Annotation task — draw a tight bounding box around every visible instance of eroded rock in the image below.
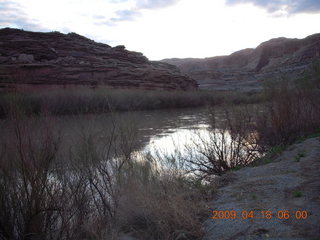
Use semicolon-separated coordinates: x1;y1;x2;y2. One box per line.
17;53;34;63
163;34;320;90
0;28;198;91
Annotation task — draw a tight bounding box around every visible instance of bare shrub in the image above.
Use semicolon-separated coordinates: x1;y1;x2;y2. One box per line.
0;103;120;240
72;116;209;240
116;154;208;240
185;106;261;177
0;108;67;240
257;80;320;146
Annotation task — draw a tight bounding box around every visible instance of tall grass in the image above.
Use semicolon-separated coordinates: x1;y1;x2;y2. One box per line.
256;79;320;147
0;88;265;117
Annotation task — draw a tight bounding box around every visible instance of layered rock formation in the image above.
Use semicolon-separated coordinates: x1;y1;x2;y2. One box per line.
163;34;320;90
0;28;198;91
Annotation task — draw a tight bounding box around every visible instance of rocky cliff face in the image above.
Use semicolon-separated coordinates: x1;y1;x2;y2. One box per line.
0;28;198;91
163;34;320;90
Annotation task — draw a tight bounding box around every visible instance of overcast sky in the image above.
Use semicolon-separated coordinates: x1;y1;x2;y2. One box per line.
1;0;320;60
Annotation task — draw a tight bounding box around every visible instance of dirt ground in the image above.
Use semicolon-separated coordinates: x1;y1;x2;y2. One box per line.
203;137;320;240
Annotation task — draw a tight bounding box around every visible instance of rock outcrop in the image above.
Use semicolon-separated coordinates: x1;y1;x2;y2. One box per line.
0;28;198;91
204;137;320;239
163;34;320;90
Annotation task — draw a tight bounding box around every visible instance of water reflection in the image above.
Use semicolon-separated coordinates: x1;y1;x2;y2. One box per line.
145;124;211;158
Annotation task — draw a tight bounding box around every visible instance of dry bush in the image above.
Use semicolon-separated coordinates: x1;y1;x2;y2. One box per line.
65;113;209;240
0;103;127;240
0;108;72;240
76;124;209;240
257;80;320;146
64;113;140;239
184;106;261;178
0;88;265;118
116;155;209;240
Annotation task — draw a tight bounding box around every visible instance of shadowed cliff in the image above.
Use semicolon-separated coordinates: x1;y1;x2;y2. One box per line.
163;34;320;90
0;28;198;91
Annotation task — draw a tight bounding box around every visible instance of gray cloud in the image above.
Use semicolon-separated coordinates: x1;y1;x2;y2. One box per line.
93;10;140;25
0;1;46;31
99;0;180;24
0;0;180;30
291;0;320;13
109;0;180;9
92;15;115;26
225;0;320;14
136;0;180;9
110;9;142;22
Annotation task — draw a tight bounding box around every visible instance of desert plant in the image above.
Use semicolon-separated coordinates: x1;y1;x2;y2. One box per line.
116;154;209;240
257;78;320;146
293;191;303;198
0;107;68;240
184;106;261;178
0;87;266;118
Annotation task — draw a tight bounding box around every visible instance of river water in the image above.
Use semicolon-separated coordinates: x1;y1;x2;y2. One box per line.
50;107;216;159
0;106;236;166
137;107;211;154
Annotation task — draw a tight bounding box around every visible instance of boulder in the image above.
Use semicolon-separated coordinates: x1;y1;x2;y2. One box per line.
17;53;34;63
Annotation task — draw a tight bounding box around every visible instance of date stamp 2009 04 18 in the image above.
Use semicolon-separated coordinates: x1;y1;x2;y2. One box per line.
210;210;308;220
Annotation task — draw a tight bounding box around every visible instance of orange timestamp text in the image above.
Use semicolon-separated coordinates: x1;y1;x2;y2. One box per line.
210;210;308;220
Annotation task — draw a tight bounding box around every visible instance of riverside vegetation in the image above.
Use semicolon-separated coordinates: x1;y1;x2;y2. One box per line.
0;70;320;240
0;88;264;118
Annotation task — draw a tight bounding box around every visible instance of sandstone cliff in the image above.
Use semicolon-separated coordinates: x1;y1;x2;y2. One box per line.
0;28;198;91
163;34;320;90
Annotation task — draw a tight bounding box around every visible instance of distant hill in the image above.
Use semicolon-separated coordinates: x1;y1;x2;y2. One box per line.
162;34;320;90
0;28;198;91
